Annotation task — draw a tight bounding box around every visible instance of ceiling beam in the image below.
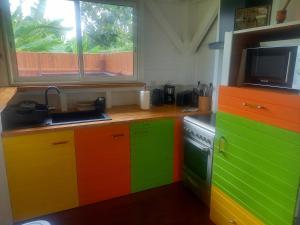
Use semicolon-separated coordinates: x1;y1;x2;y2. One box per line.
145;0;185;53
188;0;218;54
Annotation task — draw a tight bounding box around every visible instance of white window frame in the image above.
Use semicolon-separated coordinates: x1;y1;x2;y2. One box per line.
1;0;140;85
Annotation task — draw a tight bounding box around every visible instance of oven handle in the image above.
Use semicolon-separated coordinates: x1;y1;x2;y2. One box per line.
185;137;211;153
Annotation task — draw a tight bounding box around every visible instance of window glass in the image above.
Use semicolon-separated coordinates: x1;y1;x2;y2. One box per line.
80;1;134;77
9;0;79;78
7;0;136;82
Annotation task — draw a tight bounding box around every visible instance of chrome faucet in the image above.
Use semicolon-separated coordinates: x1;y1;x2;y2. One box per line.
45;86;61;110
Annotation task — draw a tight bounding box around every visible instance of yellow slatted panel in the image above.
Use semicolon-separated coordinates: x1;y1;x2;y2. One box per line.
3;130;78;221
210;185;266;225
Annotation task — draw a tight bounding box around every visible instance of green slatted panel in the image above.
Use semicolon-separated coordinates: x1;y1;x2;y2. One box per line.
130;119;174;193
212;112;300;225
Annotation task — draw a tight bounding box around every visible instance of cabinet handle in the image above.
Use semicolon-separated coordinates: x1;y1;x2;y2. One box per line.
52;141;69;146
242;102;265;110
112;134;125;139
228;219;237;224
218;136;227;154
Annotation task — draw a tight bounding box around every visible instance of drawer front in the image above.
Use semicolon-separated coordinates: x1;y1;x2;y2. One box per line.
211;185;265;225
213;112;300;225
218;86;300;133
3;130;78;221
3;130;75;150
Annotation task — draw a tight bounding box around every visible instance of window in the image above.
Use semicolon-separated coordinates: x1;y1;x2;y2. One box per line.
4;0;136;83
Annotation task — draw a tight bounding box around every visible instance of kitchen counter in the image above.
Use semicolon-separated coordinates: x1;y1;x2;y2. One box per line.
1;105;208;137
0;87;17;113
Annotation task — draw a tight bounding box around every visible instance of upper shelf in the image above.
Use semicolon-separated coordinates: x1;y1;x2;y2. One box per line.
233;20;300;37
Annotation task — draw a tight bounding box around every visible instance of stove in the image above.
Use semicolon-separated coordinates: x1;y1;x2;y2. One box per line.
182;114;216;206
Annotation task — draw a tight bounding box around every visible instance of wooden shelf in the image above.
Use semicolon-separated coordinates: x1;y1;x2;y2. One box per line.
233;21;300;35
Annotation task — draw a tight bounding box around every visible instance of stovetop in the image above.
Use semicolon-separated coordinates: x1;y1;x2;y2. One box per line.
184;114;216;132
183;114;216;148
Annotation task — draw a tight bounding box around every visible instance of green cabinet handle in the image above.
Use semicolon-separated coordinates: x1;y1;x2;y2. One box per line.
218;136;227;154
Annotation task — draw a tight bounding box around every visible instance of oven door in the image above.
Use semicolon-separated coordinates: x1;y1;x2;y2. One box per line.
183;136;212;185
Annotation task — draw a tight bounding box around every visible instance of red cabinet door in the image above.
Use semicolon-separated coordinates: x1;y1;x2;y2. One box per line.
173;118;183;182
75;124;131;205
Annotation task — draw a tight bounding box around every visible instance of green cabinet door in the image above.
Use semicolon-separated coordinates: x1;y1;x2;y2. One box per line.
130;119;174;193
212;112;300;225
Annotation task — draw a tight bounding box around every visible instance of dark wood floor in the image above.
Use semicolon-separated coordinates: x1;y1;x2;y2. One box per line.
16;183;215;225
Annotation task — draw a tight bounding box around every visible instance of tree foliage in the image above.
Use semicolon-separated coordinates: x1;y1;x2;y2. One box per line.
80;2;133;52
11;0;72;52
10;0;134;53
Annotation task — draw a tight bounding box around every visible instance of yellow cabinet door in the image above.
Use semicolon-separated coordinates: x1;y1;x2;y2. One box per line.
210;185;265;225
3;130;79;221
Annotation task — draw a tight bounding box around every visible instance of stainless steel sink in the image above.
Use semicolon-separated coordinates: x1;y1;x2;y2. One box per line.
47;110;111;125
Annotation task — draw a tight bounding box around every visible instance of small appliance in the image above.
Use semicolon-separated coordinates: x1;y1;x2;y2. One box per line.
139;90;150;110
244;45;300;90
94;97;106;113
151;89;164;106
1;101;49;130
164;85;175;104
176;91;192;107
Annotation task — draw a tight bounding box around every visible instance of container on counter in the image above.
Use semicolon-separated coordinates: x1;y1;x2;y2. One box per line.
139;90;151;110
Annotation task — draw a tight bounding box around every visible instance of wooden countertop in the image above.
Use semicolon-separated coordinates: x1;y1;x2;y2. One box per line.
2;105;209;137
0;87;17;113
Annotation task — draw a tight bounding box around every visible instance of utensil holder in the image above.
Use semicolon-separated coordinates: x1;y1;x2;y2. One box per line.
198;96;211;112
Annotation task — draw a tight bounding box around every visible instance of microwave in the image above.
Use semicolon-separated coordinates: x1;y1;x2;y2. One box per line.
244;46;300;90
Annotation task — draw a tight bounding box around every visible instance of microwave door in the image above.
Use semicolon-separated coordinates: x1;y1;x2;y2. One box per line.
245;47;297;88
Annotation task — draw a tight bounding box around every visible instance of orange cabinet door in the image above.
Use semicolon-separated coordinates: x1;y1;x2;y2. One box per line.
218;86;300;133
75;124;131;206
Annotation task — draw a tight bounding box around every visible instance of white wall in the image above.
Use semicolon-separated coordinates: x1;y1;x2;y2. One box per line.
142;0;217;87
142;1;193;86
193;21;217;85
271;0;300;24
0;20;10;87
285;0;300;22
190;0;218;85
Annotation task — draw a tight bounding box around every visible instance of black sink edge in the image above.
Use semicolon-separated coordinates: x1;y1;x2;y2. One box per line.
46;114;111;126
